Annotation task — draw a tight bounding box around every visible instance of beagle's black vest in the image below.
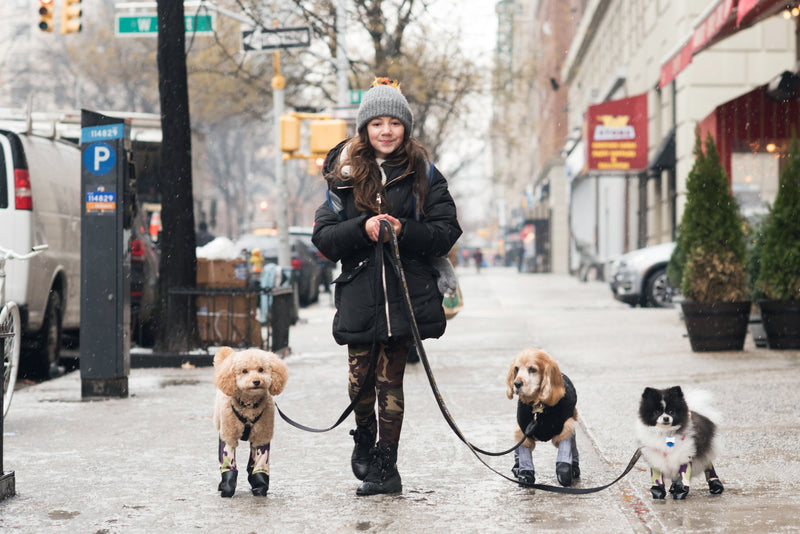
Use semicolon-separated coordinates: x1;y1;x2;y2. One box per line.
516;374;577;442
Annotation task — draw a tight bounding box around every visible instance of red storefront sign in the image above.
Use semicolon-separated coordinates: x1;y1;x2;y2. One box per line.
585;93;648;172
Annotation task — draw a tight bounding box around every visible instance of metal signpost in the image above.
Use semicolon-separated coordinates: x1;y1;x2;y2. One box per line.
79;110;133;398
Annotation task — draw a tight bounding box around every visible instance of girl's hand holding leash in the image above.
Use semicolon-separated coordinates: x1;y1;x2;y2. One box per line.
366;214;401;242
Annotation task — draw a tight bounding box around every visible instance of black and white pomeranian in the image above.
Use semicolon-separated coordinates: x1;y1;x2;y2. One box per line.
636;386;724;500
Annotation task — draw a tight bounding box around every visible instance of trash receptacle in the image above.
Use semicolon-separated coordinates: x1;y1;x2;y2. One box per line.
270;286;294;354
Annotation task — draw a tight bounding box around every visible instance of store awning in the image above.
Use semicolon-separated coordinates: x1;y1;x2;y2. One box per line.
659;0;791;88
648;127;676;172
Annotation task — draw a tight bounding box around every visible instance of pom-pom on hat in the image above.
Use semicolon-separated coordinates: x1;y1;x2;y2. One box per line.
356;77;413;134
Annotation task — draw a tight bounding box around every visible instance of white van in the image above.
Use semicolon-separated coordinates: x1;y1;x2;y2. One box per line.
0;130;81;377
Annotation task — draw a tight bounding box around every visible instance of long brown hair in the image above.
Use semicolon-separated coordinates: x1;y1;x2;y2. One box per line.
330;129;431;215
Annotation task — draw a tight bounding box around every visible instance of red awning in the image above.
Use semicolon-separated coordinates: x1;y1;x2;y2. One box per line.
659;0;792;89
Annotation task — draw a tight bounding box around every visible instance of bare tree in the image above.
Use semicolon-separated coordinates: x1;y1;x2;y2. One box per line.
156;0;196;352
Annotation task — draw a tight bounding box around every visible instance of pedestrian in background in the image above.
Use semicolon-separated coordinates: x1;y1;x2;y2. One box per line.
312;78;462;496
195;221;215;247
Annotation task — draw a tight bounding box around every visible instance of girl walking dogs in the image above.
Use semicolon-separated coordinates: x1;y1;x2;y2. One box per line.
312;78;461;495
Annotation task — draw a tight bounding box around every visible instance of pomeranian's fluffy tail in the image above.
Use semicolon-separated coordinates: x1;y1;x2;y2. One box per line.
685;389;721;424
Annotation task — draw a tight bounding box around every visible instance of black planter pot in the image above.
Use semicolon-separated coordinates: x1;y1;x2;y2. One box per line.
757;299;800;350
681;301;751;352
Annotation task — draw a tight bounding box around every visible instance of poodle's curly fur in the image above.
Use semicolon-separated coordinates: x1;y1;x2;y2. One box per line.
213;347;289;447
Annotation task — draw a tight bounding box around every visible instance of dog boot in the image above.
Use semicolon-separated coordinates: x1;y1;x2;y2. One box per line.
517;469;536;487
650;468;666;499
218;470;237;498
350;421;377;481
555;438;575;486
356;444;402;496
572;461;581;479
705;464;724;494
248;473;269;496
556;463;573;487
247;443;271;496
650;485;667;499
669;479;689;500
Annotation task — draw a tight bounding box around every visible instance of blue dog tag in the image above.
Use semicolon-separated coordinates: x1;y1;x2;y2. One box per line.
665;436;676;447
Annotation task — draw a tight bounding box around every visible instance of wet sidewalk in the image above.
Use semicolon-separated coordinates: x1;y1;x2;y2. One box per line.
1;268;799;533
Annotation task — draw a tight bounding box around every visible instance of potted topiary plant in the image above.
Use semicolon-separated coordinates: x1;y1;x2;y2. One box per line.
667;126;750;352
755;137;800;349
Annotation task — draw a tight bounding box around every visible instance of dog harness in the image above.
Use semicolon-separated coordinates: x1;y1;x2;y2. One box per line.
516;373;577;442
231;400;265;442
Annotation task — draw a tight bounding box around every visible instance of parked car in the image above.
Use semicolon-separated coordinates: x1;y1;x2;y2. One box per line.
289;226;336;294
0;130;81;377
608;242;678;308
235;231;321;306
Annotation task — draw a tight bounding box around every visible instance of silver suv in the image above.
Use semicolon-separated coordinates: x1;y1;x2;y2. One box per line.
608;242;678;308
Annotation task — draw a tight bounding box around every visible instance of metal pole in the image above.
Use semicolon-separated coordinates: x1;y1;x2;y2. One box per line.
336;0;349;107
272;47;290;268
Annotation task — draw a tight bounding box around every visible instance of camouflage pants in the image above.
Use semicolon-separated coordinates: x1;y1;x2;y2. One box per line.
348;338;411;447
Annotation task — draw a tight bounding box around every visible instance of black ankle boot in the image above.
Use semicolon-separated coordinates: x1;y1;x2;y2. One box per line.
218;470;237;498
350;422;377;480
670;480;689;500
556;462;573;487
650;484;666;499
356;444;402;496
708;478;724;494
248;472;269;496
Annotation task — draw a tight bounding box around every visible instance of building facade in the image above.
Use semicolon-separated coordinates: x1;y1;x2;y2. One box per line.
493;0;798;278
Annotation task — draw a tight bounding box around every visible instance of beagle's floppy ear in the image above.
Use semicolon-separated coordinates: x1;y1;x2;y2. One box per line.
537;353;565;406
213;347;238;397
506;360;518;400
268;356;289;396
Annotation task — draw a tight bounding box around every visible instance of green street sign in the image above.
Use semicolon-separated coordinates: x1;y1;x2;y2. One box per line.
349;90;365;105
115;13;215;37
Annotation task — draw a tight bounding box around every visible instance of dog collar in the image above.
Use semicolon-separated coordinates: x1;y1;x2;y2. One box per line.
237;398;261;410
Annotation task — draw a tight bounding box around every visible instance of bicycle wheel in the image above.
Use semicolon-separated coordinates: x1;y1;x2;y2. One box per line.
2;302;22;418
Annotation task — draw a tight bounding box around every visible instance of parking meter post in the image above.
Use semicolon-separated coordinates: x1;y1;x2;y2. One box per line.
79;110;131;399
0;330;16;500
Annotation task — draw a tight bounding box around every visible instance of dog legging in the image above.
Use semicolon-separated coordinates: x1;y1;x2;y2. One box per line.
515;434;579;472
348;339;410;446
219;439;270;476
650;462;720;489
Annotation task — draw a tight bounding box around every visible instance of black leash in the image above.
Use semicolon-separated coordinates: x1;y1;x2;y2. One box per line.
274;225;386;433
382;221;642;493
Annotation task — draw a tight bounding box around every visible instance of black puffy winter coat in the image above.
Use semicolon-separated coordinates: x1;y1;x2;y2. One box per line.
312;153;462;346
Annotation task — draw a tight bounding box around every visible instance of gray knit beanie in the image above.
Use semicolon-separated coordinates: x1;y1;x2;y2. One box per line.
356;84;413;134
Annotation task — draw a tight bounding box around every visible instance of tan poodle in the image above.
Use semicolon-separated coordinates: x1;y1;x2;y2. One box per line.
213;346;288;497
506;348;579;487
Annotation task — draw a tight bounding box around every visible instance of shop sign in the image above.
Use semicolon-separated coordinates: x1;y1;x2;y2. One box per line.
586;93;648;172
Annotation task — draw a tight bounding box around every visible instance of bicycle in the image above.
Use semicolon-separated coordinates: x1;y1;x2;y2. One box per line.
1;244;48;418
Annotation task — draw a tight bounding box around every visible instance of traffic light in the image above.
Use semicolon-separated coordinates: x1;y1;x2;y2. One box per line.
60;0;82;34
309;119;347;155
38;0;55;32
280;115;300;153
308;156;325;175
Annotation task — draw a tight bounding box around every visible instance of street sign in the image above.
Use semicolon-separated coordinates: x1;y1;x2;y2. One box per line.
115;13;215;37
349;90;364;105
242;26;311;51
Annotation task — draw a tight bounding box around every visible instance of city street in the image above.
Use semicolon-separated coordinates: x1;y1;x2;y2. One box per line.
1;266;799;533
